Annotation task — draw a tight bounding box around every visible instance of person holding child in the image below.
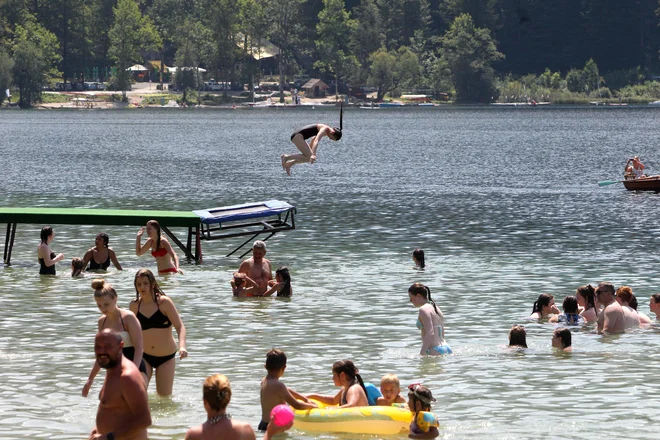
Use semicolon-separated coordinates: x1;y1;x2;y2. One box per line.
408;283;452;355
259;349;317;431
306;359;369;408
407;384;439;439
237;241;272;295
376;374;406;406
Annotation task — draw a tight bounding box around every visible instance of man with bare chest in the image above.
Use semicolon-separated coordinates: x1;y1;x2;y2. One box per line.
90;329;151;440
238;241;273;295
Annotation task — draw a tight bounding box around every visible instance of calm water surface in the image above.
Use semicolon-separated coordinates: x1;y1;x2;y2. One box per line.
1;107;660;439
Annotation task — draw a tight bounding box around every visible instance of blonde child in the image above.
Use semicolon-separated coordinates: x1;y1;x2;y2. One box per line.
376;374;406;406
407;384;439;439
231;272;259;297
259;349;317;431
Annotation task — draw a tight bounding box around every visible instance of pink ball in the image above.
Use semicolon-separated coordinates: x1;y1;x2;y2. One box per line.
271;404;295;427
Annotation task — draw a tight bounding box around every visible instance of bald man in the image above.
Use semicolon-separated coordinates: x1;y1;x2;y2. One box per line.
89;329;151;440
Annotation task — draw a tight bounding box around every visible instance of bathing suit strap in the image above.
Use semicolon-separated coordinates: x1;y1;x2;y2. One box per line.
101;313;127;331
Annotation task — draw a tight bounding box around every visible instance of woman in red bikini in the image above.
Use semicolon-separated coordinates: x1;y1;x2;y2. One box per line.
135;220;182;275
129;268;187;396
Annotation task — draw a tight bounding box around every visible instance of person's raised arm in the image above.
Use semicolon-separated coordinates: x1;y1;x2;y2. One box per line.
109;249;122;270
162;298;188;359
135;227;151;256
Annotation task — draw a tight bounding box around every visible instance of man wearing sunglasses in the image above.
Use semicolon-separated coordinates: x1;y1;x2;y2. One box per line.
596;282;625;334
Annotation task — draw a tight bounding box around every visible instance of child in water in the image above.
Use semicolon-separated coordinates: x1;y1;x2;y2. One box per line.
407;384;439;439
412;249;425;269
231;272;259;297
259;349;317;431
71;257;84;277
264;266;292;297
376;374;406;406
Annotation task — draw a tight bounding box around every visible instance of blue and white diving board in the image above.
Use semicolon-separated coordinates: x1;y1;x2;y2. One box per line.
193;200;296;258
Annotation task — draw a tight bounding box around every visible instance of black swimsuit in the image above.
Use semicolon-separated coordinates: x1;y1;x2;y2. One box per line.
291;124;319;140
39;252;56;275
101;314;147;374
87;250;111;271
137;298;177;369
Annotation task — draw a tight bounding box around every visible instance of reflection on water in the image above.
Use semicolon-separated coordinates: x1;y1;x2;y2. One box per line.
1;107;660;439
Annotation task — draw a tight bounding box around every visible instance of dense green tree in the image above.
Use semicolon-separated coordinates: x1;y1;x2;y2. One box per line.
441;13;503;102
368;48;395;101
11;15;61;107
348;0;380;84
315;0;357;97
108;0;161;100
148;0;190;88
239;0;272;99
268;0;304;102
0;48;13;104
204;0;241;96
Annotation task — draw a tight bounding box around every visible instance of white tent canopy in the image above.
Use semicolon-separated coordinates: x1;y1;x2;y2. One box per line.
126;64;148;71
168;66;207;73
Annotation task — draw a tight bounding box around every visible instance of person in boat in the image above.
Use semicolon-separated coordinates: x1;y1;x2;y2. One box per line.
528;293;560;320
625;156;646;179
281;123;342;175
551;328;572;353
37;226;64;275
409;282;452;355
129;269;187;396
549;296;583;325
576;284;598;323
508;325;528;348
83;232;122;272
135;220;182;275
83;279;147;397
306;359;369;408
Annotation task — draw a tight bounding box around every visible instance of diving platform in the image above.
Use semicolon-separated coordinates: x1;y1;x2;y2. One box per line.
1;200;296;265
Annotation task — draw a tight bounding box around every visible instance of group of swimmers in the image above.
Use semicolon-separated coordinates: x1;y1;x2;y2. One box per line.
508;282;660;353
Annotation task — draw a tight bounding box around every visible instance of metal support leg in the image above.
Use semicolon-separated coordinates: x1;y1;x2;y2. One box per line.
195;224;202;263
4;223;16;265
161;226;194;261
186;226;192;262
226;231;261;258
237;232;276;259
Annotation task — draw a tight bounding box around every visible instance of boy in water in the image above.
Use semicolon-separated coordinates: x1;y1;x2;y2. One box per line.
376;374;406;406
259;349;317;431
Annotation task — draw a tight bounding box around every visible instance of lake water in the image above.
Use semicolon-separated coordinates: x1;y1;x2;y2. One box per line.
1;106;660;440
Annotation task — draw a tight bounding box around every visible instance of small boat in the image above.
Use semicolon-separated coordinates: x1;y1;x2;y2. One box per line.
377;102;404;107
649;100;660;106
623;176;660;191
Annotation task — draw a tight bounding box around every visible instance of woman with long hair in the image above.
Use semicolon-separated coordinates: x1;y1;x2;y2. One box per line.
264;266;292;297
82;232;122;272
135;220;181;275
409;282;452;355
82;279;146;397
306;359;369;408
529;293;559;320
37;226;64;275
129;268;187;396
412;249;425;269
576;285;598;323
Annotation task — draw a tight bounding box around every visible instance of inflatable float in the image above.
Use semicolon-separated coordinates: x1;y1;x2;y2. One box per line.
293;400;438;435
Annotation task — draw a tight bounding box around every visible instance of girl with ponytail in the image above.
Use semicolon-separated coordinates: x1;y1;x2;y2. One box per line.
306;359;369;408
408;283;452;356
576;285;598;323
529;293;559;320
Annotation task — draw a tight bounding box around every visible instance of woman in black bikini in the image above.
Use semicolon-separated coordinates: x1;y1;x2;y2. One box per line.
37;226;64;275
82;279;146;397
306;359;369;408
82;232;122;272
129;268;187;396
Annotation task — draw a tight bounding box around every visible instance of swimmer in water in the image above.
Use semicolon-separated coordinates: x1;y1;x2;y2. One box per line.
135;220;182;275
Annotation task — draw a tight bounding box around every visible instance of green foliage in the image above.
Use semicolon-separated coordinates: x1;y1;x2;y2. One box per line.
602;67;643;90
0;48;12;104
348;0;381;84
109;0;161;100
267;0;304;102
441;13;503;102
565;69;584;93
315;0;358;97
11;15;61;107
368;48;395;101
